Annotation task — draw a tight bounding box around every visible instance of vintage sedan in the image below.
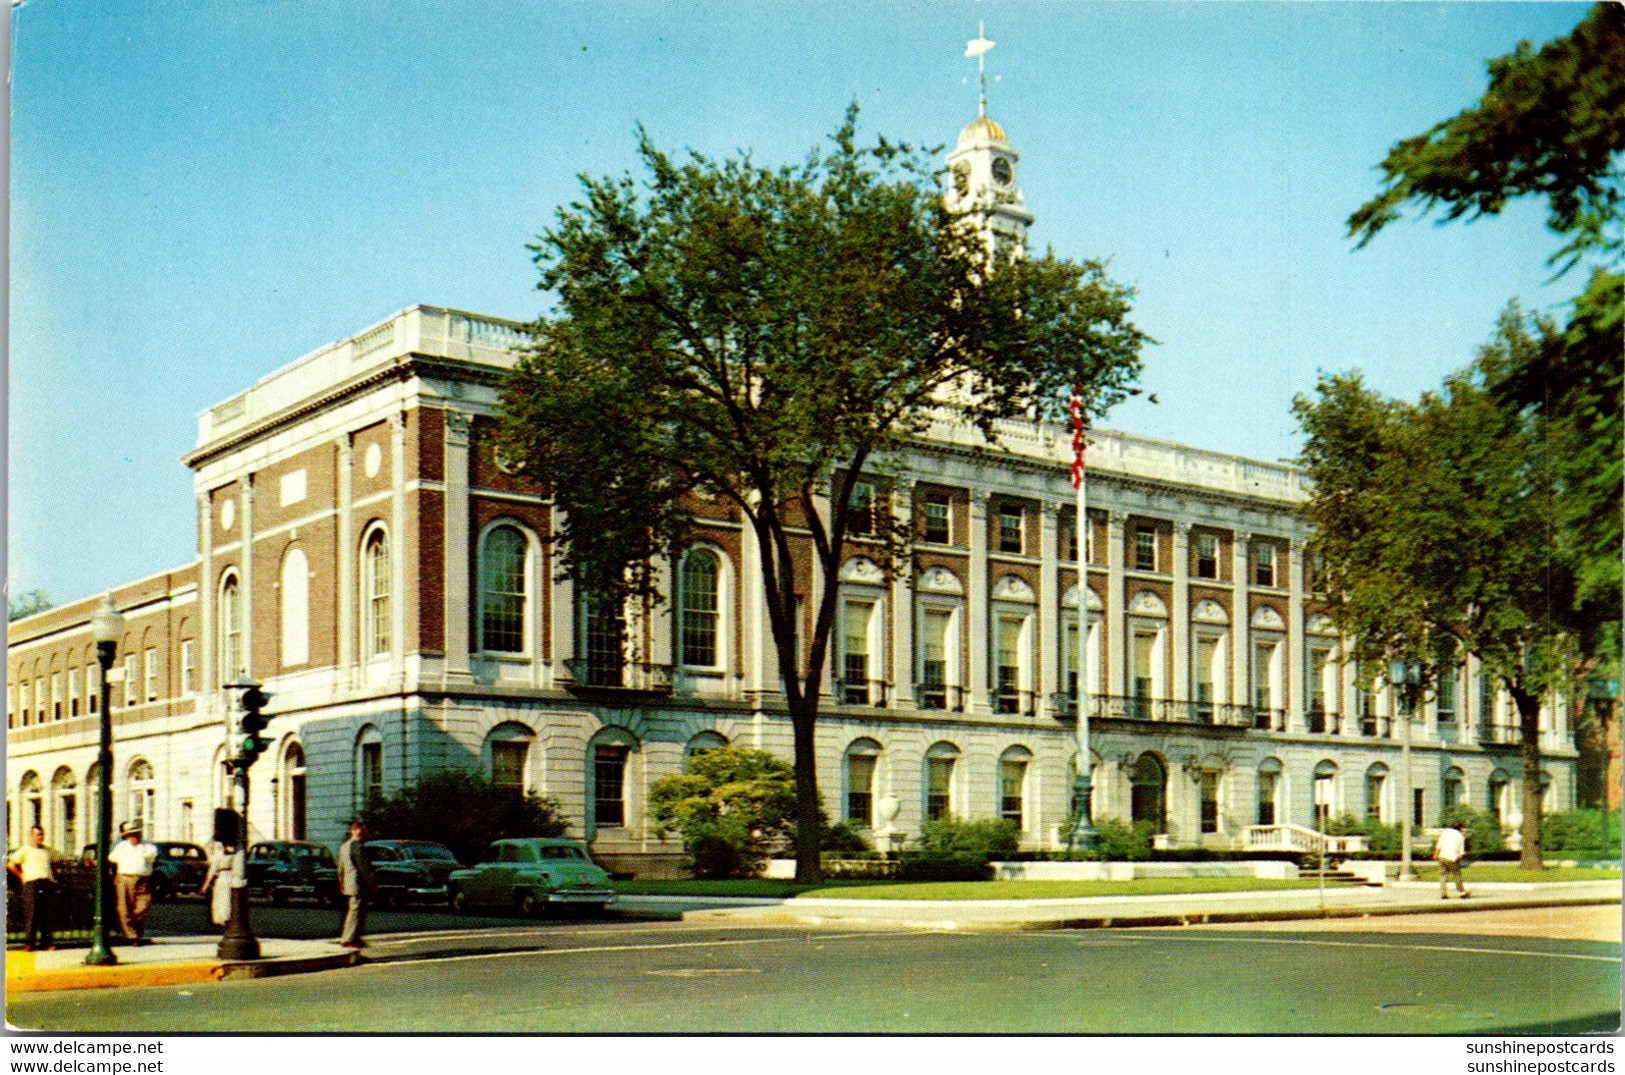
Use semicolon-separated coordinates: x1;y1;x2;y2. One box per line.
362;839;460;907
446;838;616;916
246;840;342;906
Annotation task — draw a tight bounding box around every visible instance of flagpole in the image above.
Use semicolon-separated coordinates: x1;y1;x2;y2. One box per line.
1069;386;1097;851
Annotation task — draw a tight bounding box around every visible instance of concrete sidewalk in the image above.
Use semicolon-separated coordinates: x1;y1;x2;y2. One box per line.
682;880;1625;931
5;938;357;994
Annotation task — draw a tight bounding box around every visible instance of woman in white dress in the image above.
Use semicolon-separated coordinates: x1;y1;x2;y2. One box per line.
199;840;236;928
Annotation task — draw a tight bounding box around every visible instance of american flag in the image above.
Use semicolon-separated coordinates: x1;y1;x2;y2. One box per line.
1070;387;1086;489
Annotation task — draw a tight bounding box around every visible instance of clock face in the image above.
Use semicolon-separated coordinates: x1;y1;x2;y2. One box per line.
991;156;1013;186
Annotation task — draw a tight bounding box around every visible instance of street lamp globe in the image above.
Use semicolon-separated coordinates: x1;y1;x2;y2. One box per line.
91;594;125;645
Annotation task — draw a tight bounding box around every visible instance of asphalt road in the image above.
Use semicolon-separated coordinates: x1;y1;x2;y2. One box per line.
10;907;1619;1034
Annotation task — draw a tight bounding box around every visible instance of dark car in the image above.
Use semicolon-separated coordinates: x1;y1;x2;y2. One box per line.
246;841;341;906
362;840;461;907
79;840;208;901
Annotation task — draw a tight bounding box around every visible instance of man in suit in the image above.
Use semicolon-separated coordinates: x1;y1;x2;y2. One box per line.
337;820;378;949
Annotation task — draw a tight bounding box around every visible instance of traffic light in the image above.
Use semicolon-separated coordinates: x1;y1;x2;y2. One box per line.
237;684;273;767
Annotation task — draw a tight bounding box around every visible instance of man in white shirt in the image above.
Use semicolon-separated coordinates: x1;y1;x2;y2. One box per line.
7;826;58;950
108;820;159;943
1434;819;1470;899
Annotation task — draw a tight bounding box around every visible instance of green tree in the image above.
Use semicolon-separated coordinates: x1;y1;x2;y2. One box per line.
499;108;1146;881
1294;341;1579;868
358;770;569;868
648;746;798;879
8;590;53;622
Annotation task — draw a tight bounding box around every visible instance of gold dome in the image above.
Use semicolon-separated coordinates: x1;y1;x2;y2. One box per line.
958;115;1007;146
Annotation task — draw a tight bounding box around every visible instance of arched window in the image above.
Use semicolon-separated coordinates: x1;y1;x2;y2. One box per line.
128;760;155;834
18;772;43;835
678;548;721;668
579;590;626;686
479;524;529;654
280;546;310;667
998;746;1033;831
280;741;307;841
85;763;103;844
1442;766;1466;820
588;727;640;833
1365;763;1389;822
1312;760;1338;829
220;571;245;682
844;739;882;827
924;742;960;821
1130;754;1166;830
362;527;392;660
355;726;384;811
51;767;78;853
1257;758;1283;826
685;731;729;757
1488;769;1511;823
486;722;536;796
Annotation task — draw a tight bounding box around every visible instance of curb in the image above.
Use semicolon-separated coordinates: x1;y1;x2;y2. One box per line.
7;951;359;994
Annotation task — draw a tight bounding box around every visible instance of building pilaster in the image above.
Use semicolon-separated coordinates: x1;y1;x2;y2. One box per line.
336;435;355;685
1287;539;1305;735
1172;521;1192;707
967;490;990;714
890;481;915;708
1232;531;1251;720
390;410;408;683
1106;511;1127;698
1038;501;1061;718
241;474;255;680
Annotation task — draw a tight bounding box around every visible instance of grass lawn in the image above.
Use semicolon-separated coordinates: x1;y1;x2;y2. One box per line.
1410;864;1621;883
616;877;1326;900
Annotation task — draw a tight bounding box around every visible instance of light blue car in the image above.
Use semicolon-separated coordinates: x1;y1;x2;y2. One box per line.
446;837;617;916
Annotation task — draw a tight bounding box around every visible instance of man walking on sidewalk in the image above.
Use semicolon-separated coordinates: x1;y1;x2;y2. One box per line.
8;826;58;950
337;820;378;950
109;820;158;943
1435;819;1471;899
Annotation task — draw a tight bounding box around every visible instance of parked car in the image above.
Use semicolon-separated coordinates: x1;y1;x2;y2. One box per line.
446;838;616;916
246;841;341;906
363;840;460;907
78;840;208;901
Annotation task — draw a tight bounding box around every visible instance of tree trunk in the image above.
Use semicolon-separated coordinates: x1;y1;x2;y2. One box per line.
1514;689;1545;870
789;697;823;883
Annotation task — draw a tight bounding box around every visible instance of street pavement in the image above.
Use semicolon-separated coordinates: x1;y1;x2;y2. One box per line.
6;881;1616;995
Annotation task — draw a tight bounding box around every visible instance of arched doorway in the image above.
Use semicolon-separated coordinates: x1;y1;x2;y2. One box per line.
1130;754;1166;830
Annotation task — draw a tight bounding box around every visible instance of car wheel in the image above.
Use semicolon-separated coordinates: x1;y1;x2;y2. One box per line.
151;878;171;902
449;886;468;914
516;890;539;918
270;887;287;906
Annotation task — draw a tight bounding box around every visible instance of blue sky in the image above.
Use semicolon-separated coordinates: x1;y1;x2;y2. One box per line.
8;0;1591;607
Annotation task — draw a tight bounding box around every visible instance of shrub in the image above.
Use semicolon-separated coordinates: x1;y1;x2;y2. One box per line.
896;852;992;881
820;821;873;857
647;746;797;879
1090;817;1155;861
917;816;1020;859
1541;808;1613;853
1442;804;1505;855
358;769;569;867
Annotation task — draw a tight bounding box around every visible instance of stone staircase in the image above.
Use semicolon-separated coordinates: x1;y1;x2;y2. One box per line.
1298;865;1384;887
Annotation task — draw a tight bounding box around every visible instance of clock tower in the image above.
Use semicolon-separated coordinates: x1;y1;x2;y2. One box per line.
946;28;1033;259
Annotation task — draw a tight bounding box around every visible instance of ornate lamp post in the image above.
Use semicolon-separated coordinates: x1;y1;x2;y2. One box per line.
1389;659;1422;883
1067;387;1097;852
86;595;125;966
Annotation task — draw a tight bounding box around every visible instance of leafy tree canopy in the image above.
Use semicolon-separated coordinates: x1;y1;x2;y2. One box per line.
357;769;569;867
648;746;798;879
8;590;53;622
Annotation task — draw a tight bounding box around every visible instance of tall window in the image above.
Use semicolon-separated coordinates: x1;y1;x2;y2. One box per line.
849;482;875;537
1199;771;1220;835
52;672;64;719
363;529;392;659
1195;533;1219;579
220;574;244;682
919;608;951;710
842;600;874;705
356;732;384;810
1312;763;1337;829
581;593;626;686
280;546;310;667
678;548;721;668
1366;765;1388;821
594;745;629;827
1131;631;1156;718
1442;768;1464;819
128;760;155;834
480;525;528;654
491;741;529;795
995;616;1025;714
179;641;197;695
1130;755;1166;829
1134;527;1157;571
144;650;159;703
999;750;1030;829
997;505;1024;553
52;769;78;853
1307;647;1331;732
68;668;82;717
844;741;879;826
1253;640;1278;712
121;658;136;708
1257;765;1280;825
1063;620;1080;701
925;744;957;821
1195;636;1219;721
923;494;951;544
1252;543;1276;587
1436;665;1458;721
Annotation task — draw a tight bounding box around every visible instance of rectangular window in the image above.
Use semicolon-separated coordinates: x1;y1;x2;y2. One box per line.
1195;533;1219;579
926;756;953;820
846;753;876;826
995;617;1023;714
360;742;384;807
582;595;625;687
36;676;47;721
123;657;137;707
1413;787;1426;828
1252;543;1276;587
923;495;951;544
491;741;527;794
999;759;1027;828
1437;666;1458;721
1063;620;1081;702
1366;773;1385;820
51;673;62;721
594;746;628;827
842;601;873;705
1066;513;1096;563
1200;771;1220;834
997;505;1024;554
144;649;159;703
1253;641;1275;712
1257;771;1276;825
1131;632;1156;718
88;671;97;714
1308;648;1331;732
1195;636;1218;722
849;482;875;537
1134;527;1157;572
180;641;197;695
919;609;951;710
18;682;29;727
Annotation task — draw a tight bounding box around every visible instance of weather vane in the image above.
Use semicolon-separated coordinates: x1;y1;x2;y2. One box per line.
965;22;997;118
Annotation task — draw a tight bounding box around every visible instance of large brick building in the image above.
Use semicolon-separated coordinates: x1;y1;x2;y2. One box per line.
6;112;1578;870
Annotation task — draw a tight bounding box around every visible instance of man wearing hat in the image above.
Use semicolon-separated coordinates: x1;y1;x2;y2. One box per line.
108;820;159;943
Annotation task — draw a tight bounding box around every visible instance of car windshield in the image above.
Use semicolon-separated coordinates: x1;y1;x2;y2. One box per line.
165;846;204;860
289;847;334;866
408;846;458;862
539;846;584;860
